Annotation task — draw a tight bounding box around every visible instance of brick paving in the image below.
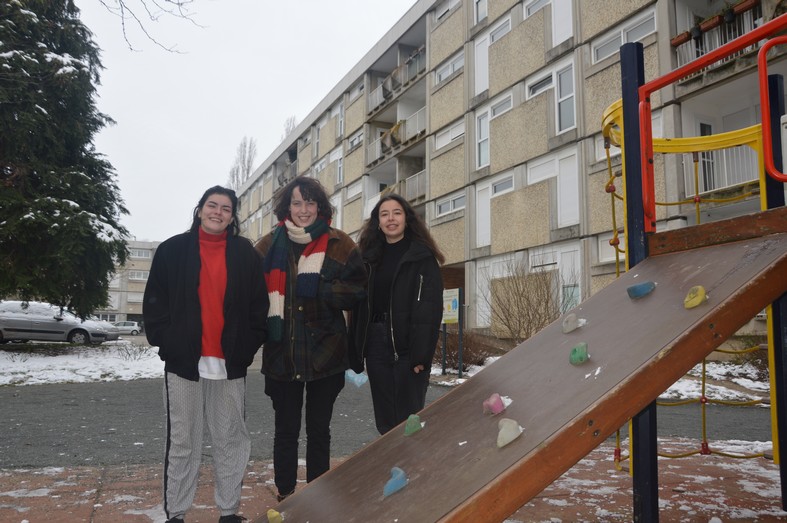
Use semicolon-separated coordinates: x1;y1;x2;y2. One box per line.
2;439;786;523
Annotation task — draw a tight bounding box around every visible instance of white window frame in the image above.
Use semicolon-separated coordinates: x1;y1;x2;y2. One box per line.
435;0;460;21
475;0;488;23
349;82;364;102
526;59;575;134
492;175;514;196
435;51;464;84
348;129;363;150
592;9;656;63
346;180;362;199
526;147;579;227
436;191;466;217
524;0;550;17
128;270;149;281
128;248;151;259
435;120;465;149
127;292;144;303
490;17;511;44
491;94;513;118
476;111;490;169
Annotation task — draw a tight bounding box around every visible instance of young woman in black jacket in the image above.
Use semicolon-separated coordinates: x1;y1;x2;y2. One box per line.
352;193;445;434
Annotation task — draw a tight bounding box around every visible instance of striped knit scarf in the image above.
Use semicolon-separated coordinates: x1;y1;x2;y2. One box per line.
263;217;330;341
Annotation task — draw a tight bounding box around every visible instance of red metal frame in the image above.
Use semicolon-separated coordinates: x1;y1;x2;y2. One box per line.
637;13;787;232
759;35;787;183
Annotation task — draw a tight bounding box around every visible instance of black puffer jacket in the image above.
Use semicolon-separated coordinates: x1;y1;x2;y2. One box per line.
143;231;269;381
350;240;443;371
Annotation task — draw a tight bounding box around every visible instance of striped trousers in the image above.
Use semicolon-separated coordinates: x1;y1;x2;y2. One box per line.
163;372;250;519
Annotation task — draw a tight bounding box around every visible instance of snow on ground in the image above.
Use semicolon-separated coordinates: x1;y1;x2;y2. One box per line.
0;340;771;407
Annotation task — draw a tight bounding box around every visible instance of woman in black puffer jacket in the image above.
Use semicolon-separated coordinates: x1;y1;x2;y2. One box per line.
351;193;444;435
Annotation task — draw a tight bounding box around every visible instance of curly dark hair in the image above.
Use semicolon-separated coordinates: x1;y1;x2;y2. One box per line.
273;176;334;222
190;185;239;236
358;193;445;265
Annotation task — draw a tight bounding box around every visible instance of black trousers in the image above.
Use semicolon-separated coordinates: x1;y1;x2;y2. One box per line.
365;322;430;435
264;372;345;496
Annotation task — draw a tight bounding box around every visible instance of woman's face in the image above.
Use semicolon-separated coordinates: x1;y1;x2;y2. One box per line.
289;186;319;227
198;193;233;235
378;199;406;243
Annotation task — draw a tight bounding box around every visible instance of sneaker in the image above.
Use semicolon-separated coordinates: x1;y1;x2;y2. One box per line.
218;516;247;523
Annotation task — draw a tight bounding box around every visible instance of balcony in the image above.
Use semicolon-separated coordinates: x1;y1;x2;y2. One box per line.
367;46;427;114
672;0;762;75
405;169;426;201
682;143;758;196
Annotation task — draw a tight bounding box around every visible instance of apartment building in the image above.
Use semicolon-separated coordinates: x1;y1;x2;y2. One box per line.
237;0;782;336
94;240;160;324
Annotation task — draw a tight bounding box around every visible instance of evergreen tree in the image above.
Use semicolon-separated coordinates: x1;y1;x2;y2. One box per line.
0;0;129;318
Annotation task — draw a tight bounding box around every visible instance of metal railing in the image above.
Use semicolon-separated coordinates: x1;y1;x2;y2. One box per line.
403;107;427;142
673;4;762;76
683;143;758;195
405;169;427;200
367;46;427;113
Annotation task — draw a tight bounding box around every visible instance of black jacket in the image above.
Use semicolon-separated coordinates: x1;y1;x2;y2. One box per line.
143;231;269;381
350;239;443;372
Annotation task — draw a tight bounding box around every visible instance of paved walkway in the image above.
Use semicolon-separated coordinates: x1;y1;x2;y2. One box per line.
2;439;785;522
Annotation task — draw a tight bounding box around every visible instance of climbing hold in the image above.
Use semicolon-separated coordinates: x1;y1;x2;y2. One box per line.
683;285;707;309
404;414;423;435
383;466;408;497
497;418;523;448
267;508;283;523
627;281;656;299
561;313;587;333
483;393;505;415
569;342;590;365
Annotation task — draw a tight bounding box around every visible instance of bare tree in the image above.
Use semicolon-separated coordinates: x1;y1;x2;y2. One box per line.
479;258;575;343
281;115;299;142
227;136;257;190
95;0;202;51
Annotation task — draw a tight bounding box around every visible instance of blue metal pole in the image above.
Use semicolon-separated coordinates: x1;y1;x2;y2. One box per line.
766;73;787;510
620;41;658;523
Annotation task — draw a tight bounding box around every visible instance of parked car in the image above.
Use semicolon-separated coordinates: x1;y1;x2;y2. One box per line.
0;301;112;345
113;320;142;336
91;317;120;342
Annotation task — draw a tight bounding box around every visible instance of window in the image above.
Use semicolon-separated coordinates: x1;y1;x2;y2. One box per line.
436;52;464;84
336;158;343;185
528;75;552;97
526;147;579;227
127;292;144;303
348;129;363;150
129;249;151;259
475;0;487;23
490;18;511;43
435;0;459;21
592;10;655;63
557;65;575;132
493;176;513;195
525;0;549;17
436;192;466;216
526;61;575;133
435;120;465;149
128;271;149;281
314;159;327;174
476;112;490;168
346;180;362;199
350;82;364;102
491;95;512;118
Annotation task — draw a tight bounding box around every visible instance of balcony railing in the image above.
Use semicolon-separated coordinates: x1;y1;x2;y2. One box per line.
405;169;426;200
367;46;427;113
367;137;383;165
403;107;427;142
683;144;758;196
672;2;762;74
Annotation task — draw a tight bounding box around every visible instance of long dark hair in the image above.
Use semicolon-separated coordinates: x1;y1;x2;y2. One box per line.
273;176;334;222
358;193;445;265
190;185;240;236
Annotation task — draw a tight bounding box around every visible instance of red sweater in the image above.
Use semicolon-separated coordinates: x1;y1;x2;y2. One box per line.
198;228;227;358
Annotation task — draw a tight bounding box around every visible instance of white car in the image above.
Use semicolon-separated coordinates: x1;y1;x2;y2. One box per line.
0;301;112;345
112;321;142;336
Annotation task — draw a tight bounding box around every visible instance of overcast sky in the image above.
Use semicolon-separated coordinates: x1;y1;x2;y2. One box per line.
76;0;415;242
